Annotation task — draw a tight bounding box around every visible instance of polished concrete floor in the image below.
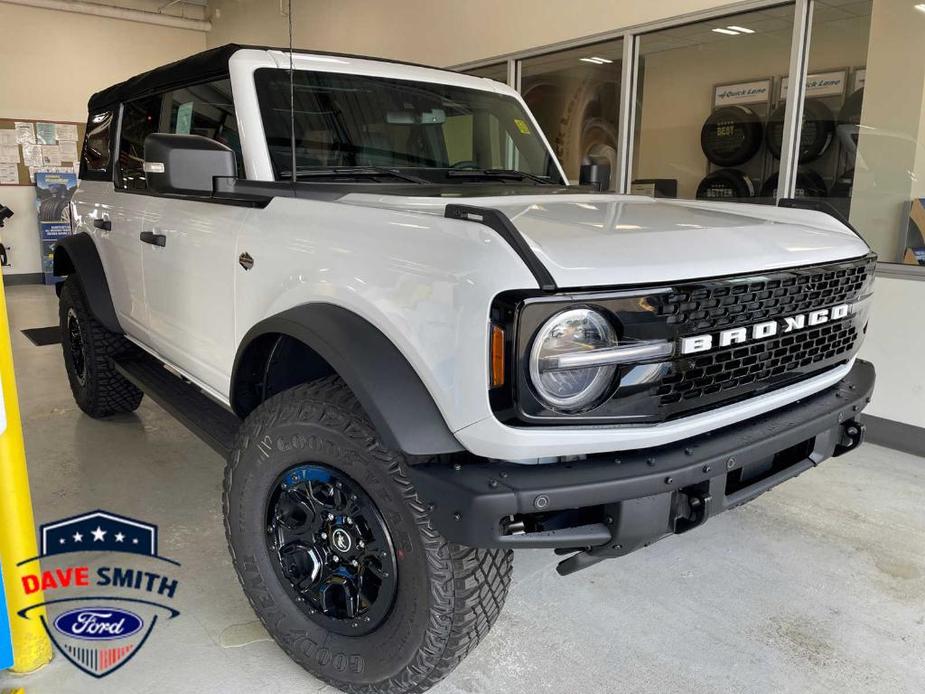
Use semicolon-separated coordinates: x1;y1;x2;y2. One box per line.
1;283;924;694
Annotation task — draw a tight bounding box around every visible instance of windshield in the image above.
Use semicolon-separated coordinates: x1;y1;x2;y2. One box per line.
254;68;561;183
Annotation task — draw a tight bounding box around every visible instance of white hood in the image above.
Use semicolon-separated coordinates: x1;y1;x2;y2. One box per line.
339;192;871;288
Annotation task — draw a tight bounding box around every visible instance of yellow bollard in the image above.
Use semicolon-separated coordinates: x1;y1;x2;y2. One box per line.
0;273;52;673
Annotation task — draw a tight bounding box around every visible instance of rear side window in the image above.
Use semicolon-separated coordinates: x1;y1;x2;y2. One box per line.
117;94;162;190
117;78;241;192
80;111;113;181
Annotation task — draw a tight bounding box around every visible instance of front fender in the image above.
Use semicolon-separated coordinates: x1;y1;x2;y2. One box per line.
53;233;122;333
232;303;464;456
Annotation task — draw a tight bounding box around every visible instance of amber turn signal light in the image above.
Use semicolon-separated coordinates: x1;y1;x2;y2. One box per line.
490;324;505;388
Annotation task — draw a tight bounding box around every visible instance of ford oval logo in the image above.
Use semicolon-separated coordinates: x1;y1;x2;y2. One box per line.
53;607;144;641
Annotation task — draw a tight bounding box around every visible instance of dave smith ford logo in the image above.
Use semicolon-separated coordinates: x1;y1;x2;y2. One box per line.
15;510;181;678
54;607;144;639
680;303;851;354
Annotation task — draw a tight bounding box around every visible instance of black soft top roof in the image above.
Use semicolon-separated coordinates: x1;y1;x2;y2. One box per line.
87;43;455;113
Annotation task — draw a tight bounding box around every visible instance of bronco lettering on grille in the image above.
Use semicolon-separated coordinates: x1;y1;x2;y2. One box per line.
680;303;851;355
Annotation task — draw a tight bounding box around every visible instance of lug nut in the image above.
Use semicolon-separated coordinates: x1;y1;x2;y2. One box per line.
358;540;365;549
332;555;340;563
320;532;328;540
346;517;353;525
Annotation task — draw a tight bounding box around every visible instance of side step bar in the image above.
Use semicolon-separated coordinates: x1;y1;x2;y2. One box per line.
113;352;241;458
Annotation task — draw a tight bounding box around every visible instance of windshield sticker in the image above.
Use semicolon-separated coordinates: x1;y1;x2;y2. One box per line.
513;119;531;135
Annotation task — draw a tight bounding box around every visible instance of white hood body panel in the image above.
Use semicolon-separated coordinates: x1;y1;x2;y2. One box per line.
339;192;871;288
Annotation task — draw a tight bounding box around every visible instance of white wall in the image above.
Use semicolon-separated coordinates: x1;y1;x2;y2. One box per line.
0;2;205;277
206;0;741;64
857;277;925;427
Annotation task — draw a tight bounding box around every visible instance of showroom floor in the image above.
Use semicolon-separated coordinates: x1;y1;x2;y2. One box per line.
1;283;924;694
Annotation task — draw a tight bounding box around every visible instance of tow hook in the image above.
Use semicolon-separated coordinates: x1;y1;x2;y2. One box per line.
834;419;865;456
675;489;712;534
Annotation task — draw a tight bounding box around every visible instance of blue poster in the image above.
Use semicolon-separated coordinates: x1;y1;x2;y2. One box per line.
34;171;77;284
0;562;12;670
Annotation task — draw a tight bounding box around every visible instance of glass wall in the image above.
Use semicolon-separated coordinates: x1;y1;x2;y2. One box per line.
632;5;795;202
458;0;925;267
465;62;509;84
520;39;623;187
816;0;924;265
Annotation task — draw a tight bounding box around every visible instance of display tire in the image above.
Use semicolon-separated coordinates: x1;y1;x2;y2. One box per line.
839;88;864;126
695;168;755;200
223;376;513;694
759;170;828;199
766;99;835;162
830;168;854;198
58;276;143;417
700;105;764;166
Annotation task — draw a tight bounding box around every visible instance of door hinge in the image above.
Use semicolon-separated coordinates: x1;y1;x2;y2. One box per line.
238;252;254;270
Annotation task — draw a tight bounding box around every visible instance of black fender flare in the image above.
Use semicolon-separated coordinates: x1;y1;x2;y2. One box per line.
232;304;463;456
53;234;122;334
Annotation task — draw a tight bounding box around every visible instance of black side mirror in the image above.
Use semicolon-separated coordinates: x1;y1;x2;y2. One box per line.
143;133;236;196
579;156;611;192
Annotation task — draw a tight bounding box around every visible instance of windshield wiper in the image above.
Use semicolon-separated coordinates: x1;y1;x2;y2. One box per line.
281;167;430;184
446;168;554;184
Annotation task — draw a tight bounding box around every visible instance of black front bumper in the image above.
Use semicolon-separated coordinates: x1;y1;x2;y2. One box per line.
407;360;875;574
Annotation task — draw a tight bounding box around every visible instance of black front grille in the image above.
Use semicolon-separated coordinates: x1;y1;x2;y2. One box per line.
658;256;875;333
652;255;874;418
657;319;859;406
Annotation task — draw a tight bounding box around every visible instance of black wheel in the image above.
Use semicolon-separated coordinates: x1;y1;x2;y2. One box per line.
700;105;763;166
224;377;513;694
766;99;835;162
58;276;143;417
695;168;754;200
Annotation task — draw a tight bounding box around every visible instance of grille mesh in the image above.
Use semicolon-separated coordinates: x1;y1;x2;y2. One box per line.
658;257;874;333
653;256;873;413
656;320;859;405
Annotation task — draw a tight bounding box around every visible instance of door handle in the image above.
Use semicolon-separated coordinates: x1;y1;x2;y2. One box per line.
139;231;167;247
93;218;111;231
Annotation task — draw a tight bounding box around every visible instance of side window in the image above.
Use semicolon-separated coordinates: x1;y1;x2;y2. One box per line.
80;111;113;180
163;79;243;174
117;79;241;192
117;94;162;190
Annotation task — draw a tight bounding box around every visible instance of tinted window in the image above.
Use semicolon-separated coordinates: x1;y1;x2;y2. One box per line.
80;111;113;179
117;94;161;190
117;79;241;191
163;79;242;173
254;68;556;180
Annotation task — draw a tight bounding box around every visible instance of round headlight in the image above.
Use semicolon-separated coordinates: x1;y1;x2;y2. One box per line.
528;308;617;412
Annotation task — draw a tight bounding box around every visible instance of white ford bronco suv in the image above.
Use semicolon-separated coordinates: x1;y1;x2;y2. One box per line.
56;44;875;693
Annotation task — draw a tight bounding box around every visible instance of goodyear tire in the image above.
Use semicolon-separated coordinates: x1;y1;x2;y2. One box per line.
58;276;143;417
766;99;835;162
759;170;828;199
223;377;513;694
696;168;755;200
701;105;763;166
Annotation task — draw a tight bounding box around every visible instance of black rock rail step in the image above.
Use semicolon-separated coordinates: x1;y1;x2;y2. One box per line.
113;351;241;458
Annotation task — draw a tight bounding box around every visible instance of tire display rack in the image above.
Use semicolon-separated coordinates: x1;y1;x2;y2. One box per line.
697;67;866;208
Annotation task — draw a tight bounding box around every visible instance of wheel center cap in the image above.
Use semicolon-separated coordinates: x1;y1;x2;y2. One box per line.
331;527;352;553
